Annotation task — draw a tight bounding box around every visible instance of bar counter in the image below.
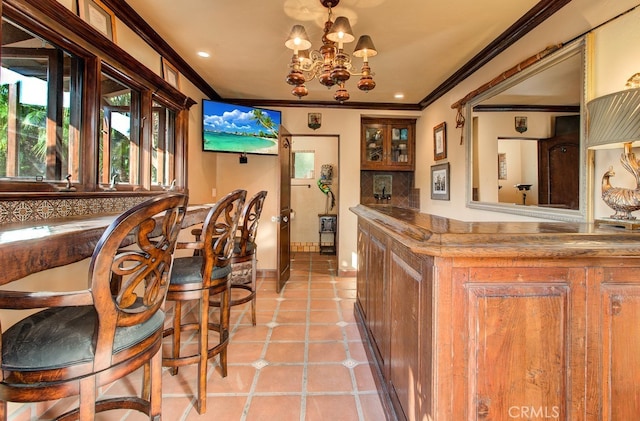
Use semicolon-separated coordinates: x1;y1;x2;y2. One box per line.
351;204;640;257
351;204;640;421
0;205;210;285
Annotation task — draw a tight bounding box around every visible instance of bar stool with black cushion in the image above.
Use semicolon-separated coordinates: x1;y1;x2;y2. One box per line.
162;189;246;415
209;190;267;326
0;192;188;421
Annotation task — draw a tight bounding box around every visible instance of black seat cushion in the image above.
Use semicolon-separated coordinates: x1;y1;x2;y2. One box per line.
170;255;232;286
233;239;256;255
2;306;164;372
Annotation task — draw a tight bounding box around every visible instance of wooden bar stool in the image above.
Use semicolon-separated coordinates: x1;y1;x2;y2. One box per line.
162;189;246;414
0;192;188;421
209;190;267;325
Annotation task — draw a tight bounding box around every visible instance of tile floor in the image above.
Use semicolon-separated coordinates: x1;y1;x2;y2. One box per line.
9;252;386;421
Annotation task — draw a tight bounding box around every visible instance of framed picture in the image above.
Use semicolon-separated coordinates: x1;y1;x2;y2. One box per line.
79;0;116;41
162;57;180;89
308;113;321;130
498;153;507;180
373;174;392;196
431;162;450;200
434;122;447;160
56;0;77;13
515;116;528;133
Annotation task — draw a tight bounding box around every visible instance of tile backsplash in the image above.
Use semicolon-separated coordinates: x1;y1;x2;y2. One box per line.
0;195;150;225
360;171;419;209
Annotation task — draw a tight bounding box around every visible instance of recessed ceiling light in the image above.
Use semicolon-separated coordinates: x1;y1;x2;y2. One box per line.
394;93;404;99
197;51;210;58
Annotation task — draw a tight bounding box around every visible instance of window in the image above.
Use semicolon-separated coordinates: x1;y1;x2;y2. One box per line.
293;151;315;179
0;20;82;182
99;73;140;186
151;100;175;187
0;7;192;195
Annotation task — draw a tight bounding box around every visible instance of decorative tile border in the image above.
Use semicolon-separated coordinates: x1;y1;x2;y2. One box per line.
0;196;149;224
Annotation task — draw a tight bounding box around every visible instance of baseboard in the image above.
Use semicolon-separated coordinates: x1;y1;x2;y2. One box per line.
258;268;356;278
257;269;277;278
339;268;357;277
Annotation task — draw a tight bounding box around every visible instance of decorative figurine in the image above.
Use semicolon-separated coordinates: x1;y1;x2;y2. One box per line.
601;142;640;220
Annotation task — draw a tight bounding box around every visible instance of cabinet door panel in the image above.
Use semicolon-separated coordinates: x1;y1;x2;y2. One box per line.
389;249;422;421
356;220;369;317
601;285;640;421
467;285;569;421
368;231;388;367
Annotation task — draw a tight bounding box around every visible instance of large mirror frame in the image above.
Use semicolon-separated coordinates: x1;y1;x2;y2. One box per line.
465;38;588;222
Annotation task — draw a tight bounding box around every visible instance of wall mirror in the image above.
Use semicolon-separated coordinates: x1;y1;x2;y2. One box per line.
466;38;587;222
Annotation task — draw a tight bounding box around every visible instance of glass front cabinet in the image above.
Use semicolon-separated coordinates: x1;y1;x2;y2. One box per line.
361;118;416;171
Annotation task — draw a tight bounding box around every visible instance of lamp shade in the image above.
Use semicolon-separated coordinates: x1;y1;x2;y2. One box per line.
285;25;312;51
326;17;355;44
587;87;640;149
353;35;377;59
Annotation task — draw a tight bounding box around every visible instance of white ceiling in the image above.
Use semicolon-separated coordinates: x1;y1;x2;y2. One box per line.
125;0;639;106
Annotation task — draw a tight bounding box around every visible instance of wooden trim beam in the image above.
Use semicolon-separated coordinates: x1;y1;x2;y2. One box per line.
473;104;580;113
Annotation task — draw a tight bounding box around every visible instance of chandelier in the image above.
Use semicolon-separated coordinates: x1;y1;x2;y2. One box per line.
284;0;377;103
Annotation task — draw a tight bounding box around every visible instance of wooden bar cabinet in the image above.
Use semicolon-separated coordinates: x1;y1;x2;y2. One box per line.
352;204;640;421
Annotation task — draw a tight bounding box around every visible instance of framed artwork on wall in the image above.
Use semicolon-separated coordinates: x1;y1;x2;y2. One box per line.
373;174;392;196
56;0;78;13
434;122;447;160
515;116;528;133
162;58;180;89
79;0;116;41
431;162;450;200
308;113;321;130
498;153;507;180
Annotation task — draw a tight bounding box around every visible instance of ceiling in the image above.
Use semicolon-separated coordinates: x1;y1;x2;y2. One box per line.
123;0;639;108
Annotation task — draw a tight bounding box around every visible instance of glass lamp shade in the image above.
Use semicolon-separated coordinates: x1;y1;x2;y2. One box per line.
353;35;377;59
326;17;355;44
587;87;640;149
285;25;312;51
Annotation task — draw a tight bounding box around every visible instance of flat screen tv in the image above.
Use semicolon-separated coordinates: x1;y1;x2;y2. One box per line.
202;99;281;155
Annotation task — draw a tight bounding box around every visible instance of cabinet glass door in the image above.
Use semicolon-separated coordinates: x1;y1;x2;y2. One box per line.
364;126;384;164
390;125;410;164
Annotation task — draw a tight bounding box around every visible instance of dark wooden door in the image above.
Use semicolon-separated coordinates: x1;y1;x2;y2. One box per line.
277;126;291;293
538;133;579;209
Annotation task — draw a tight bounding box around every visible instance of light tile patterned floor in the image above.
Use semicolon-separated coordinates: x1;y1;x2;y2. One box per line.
8;252;385;421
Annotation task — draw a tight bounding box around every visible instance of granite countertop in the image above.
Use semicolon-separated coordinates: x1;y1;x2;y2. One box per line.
351;204;640;258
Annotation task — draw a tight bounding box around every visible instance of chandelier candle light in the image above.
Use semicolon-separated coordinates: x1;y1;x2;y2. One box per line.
285;0;377;103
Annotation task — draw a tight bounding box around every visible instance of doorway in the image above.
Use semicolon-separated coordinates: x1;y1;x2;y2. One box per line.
290;135;339;255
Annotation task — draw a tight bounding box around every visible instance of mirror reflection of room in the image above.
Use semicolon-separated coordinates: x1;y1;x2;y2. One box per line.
470;42;582;211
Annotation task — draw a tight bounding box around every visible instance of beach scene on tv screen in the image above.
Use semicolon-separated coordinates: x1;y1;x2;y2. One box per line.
203;101;280;155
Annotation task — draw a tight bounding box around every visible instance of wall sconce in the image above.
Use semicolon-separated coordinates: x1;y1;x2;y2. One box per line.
587;74;640;224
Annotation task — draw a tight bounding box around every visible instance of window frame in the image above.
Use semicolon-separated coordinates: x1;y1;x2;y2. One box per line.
0;0;194;196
